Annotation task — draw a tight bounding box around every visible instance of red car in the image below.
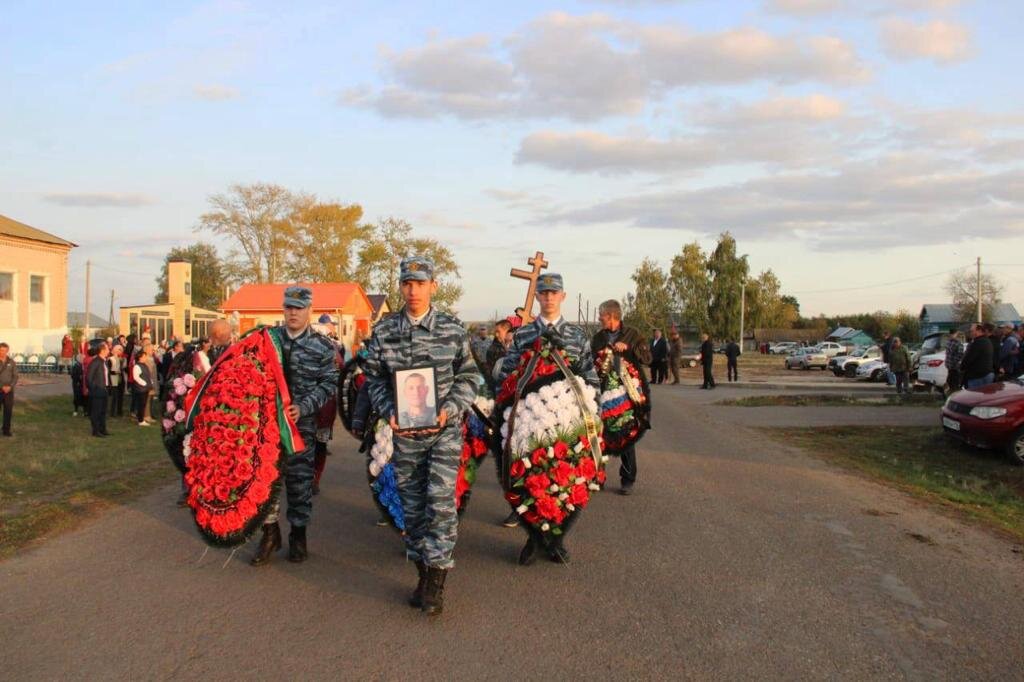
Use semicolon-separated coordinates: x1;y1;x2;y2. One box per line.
941;380;1024;465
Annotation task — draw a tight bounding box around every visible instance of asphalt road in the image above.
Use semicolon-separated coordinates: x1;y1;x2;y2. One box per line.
2;385;1022;680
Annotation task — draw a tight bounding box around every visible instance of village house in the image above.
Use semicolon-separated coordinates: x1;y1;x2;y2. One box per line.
118;260;223;344
0;213;76;353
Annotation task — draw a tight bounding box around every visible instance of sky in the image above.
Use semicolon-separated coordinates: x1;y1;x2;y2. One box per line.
2;0;1023;322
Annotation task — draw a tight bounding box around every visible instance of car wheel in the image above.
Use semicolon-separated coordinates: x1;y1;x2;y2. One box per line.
844;365;857;378
1005;426;1024;466
687;359;696;368
871;370;882;382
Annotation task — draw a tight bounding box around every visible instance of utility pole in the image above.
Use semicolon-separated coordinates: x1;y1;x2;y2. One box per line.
739;281;746;351
108;289;115;328
976;256;982;324
84;259;92;340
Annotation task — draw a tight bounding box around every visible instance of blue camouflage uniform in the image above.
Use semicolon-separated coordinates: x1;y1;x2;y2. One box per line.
363;257;479;569
498;273;600;390
265;287;339;528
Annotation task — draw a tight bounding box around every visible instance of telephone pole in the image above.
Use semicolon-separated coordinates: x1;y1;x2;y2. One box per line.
976;257;982;324
84;259;92;340
108;289;115;328
739;281;746;351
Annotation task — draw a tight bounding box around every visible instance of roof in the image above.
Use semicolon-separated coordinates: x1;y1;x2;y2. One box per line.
0;214;76;248
828;327;857;339
67;312;109;328
367;294;389;316
220;282;374;316
920;303;1022;324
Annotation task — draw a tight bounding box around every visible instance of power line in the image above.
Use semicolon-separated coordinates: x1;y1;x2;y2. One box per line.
787;264;972;295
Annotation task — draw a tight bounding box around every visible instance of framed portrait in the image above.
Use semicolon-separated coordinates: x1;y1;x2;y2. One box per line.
393;366;439;434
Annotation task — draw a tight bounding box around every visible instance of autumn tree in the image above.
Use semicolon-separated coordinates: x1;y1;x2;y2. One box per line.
354;217;463;312
945;268;1005;323
155;243;226;310
623;258;674;337
707;232;749;340
281;200;370;282
745;269;790;330
668;242;710;334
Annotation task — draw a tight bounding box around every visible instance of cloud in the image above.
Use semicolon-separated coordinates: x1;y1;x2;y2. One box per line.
880;19;972;64
342;13;868;122
42;192;156;208
766;0;963;14
415;211;483;231
544;155;1024;249
193;84;240;101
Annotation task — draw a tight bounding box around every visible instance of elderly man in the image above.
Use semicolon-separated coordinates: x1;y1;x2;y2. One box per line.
0;342;17;436
250;287;340;567
207;319;233;365
86;342;111;437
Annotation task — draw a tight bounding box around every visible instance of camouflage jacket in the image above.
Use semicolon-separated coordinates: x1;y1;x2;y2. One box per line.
363;306;480;424
268;325;339;422
498;317;600;389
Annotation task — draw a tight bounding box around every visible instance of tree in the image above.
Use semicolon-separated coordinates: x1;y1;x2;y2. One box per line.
155;243;226;310
196;183;301;284
668;242;710;333
623;258;674;337
745;269;788;330
707;232;749;340
280;200;370;282
945;268;1005;323
354;217;463;312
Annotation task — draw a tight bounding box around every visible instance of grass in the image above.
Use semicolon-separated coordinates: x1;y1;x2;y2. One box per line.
718;394;945;408
0;396;175;559
762;425;1024;541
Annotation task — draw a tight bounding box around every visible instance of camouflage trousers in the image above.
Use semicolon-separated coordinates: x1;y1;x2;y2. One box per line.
392;424;462;569
265;421;317;527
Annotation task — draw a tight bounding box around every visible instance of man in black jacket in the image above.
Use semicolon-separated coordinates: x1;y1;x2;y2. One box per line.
725;339;741;382
593;300;653;495
961;324;995;389
86;342;111;437
649;329;668;384
700;333;716;389
0;342;17;436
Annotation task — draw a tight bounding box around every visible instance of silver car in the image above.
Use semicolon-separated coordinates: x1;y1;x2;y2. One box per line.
785;348;828;370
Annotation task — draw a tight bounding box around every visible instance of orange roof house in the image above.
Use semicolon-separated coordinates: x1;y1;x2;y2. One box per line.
220;282;375;351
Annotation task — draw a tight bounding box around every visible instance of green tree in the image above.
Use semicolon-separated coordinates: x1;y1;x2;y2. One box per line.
623;258;674;337
707;232;749;340
945;268;1005;323
354;217;463;312
281;200;370;282
196;183;302;284
668;242;710;333
745;269;787;330
155;243;226;310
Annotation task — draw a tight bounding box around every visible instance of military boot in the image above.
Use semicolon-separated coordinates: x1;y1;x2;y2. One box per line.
250;523;282;567
421;566;448;616
287;525;308;563
547;536;570;564
408;561;427;608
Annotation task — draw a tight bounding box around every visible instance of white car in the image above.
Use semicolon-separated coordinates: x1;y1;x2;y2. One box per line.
814;342;848;358
917;333;965;390
830;345;883;377
856;359;890;382
785;348;828;370
769;342;799;355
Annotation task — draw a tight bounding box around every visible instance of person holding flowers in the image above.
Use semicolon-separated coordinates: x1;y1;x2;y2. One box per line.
363;256;479;617
250;286;339;566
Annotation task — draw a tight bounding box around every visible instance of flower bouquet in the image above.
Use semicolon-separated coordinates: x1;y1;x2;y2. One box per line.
366;419;405;531
161;350;200;475
182;328;304;547
496;338;606;544
594;347;651;454
456;396;495;514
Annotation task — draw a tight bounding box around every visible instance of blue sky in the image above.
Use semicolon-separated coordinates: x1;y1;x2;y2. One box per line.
2;0;1023;321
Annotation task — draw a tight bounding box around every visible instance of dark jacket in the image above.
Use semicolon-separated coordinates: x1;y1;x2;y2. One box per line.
700;340;715;367
132;363;153;393
86;356;109;397
483;338;507;386
961;337;994;380
650;336;668;363
889;345;912;372
0;356;17;389
880;337;893;364
725;342;741;361
592;325;653;368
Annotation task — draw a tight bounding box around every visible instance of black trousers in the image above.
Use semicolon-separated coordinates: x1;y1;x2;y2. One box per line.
1;389;13;434
619;444;637;485
727;359;738;381
945;368;962;394
89;394;108;435
109;381;125;416
652;360;668;384
702;364;716;388
132;390;146;423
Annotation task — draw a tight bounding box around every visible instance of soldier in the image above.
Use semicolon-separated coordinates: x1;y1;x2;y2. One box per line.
363;256;479;616
498;273;599;564
251;287;339;567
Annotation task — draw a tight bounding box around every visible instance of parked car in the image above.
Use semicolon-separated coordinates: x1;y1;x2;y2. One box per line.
785;348;828;370
942;381;1024;465
814;341;847;358
829;345;882;377
856;359;890;382
769;342;799;355
918;333;966;391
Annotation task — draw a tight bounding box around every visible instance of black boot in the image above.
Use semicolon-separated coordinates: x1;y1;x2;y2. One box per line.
518;536;537;565
421;566;448;616
408;561;427;608
547;537;570;564
288;525;308;563
250;523;282;567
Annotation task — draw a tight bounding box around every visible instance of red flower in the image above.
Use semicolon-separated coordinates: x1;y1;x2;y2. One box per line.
525;473;551;499
552;441;569;460
576;457;597;480
534;494;560;520
504;491;522;505
455;473;469;501
550;460;572;487
509;458;527;479
569;484;589;508
597;470;607;485
530;448;547;466
522;510;540;525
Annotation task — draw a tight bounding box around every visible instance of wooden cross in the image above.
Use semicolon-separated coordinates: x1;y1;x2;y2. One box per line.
510;251;548;324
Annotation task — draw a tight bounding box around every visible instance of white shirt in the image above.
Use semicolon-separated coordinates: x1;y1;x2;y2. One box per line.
286;325;309;340
406;308;430;327
539;315;564;327
197;351;211;374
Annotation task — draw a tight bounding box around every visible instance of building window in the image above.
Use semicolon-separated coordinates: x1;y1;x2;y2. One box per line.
185;309;192;336
0;273;12;301
30;275;45;303
185;282;191;295
130;313;139;336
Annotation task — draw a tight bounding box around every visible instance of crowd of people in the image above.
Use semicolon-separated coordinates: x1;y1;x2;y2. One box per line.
947;322;1023;393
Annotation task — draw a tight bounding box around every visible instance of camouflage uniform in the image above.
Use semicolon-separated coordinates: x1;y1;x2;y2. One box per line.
498;317;600;390
363;259;479;570
264;296;339;528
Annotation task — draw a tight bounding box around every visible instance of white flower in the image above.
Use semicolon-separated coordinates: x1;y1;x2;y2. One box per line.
575;476;585;485
541;523;550;531
549;484;559;493
516;504;528;514
574;442;584;454
588;483;600;491
369;461;382;477
183;433;193;461
558;492;569;501
566;503;575;512
547;446;555;459
601;455;609;463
